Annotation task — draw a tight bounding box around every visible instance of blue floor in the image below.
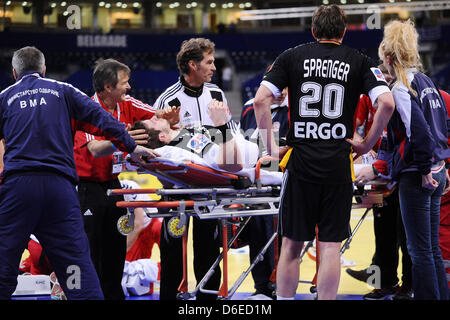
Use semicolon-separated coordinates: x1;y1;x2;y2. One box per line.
126;292;364;300
12;292;364;300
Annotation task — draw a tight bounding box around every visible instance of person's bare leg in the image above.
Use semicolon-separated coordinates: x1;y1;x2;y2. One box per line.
276;237;303;299
316;241;341;300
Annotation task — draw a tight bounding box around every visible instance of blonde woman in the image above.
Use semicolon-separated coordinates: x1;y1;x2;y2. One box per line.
378;19;450;300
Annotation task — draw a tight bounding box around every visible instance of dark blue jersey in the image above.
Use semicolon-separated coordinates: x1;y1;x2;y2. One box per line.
0;71;136;183
240;98;289;153
387;70;450;179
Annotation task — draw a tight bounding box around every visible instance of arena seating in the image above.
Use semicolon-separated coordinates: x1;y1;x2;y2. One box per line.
1;29;450;101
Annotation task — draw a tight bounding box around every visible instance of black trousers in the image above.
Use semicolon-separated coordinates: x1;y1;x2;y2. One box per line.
159;214;221;300
78;179;127;300
371;188;412;289
247;215;275;295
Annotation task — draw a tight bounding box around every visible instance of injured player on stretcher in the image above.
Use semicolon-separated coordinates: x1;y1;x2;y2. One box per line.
130;99;283;186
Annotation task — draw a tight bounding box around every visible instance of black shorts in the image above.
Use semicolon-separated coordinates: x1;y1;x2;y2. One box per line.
278;169;352;242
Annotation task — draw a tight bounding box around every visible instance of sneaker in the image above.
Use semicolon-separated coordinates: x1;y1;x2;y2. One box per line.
363;285;399;300
244;291;273;300
346;268;371;283
392;286;413;300
340;256;356;267
307;246;354;267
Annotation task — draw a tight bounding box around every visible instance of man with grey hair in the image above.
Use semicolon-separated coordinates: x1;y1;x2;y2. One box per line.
0;46;158;300
73;58;178;300
11;46;46;79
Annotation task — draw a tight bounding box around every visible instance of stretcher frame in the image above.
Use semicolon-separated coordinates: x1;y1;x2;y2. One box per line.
109;155;394;300
108;156;281;300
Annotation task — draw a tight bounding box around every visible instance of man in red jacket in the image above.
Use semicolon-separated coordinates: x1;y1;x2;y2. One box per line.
73;58;176;300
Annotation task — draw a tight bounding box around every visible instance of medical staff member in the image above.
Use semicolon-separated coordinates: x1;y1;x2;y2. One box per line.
74;58;177;300
154;37;235;300
378;20;450;300
0;46;157;300
240;87;289;299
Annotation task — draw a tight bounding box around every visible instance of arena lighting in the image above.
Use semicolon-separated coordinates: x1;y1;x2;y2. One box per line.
210;3;216;8
156;2;162;7
240;1;450;21
133;2;140;8
60;1;67;6
99;1;105;7
22;1;28;6
6;1;11;5
323;0;329;4
105;3;111;8
191;2;197;7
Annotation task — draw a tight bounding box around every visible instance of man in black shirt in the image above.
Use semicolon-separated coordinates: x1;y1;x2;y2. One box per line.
253;5;395;300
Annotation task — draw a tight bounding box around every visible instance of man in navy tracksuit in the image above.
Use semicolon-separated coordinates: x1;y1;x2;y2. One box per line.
0;46;156;299
240;91;289;299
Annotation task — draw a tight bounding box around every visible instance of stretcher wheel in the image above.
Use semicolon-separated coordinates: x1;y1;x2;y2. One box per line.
117;215;134;236
176;292;191;300
310;286;317;294
167;217;186;238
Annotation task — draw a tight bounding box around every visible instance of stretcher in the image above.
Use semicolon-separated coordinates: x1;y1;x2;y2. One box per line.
108;155;281;300
109;155;395;300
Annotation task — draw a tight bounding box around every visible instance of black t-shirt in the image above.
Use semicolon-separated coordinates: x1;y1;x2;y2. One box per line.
263;41;389;183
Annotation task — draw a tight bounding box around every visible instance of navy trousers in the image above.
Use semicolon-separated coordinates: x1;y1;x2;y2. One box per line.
0;173;103;300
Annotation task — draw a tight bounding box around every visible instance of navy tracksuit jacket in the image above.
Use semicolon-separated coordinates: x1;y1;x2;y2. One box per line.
0;71;136;299
386;71;450;180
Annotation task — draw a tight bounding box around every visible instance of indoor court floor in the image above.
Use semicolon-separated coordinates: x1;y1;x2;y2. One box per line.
128;204;378;301
17;172;393;301
120;172;393;301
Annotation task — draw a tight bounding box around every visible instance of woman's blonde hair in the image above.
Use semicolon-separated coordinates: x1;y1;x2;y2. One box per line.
378;19;423;96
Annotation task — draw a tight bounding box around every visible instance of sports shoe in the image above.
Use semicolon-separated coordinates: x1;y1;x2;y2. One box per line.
307;246;355;267
244;291;273;300
346;268;370;283
340;256;356;267
363;285;399;300
392;285;413;300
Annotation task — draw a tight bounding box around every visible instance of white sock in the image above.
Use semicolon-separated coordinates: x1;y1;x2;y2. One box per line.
276;294;294;300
